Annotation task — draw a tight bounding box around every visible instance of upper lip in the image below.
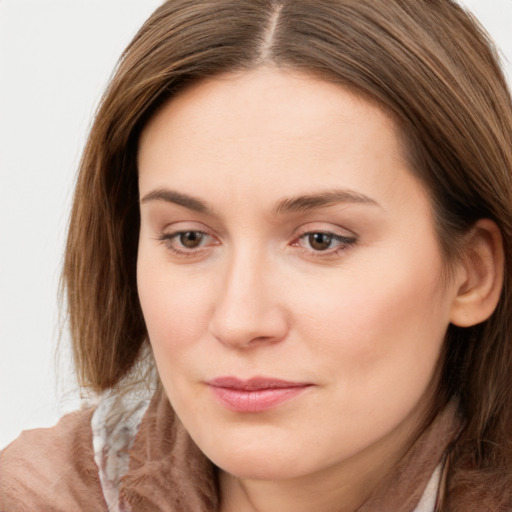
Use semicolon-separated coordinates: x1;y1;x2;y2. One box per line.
207;376;311;390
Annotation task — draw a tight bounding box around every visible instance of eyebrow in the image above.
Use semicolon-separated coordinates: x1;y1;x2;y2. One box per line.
274;189;380;214
140;187;380;215
140;188;212;214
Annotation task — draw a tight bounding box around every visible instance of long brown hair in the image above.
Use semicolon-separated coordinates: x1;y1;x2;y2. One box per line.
63;0;512;507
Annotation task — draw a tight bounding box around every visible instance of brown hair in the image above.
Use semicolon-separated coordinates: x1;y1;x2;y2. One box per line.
63;0;512;506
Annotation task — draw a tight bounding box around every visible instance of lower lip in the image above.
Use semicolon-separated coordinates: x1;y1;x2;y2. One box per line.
208;385;310;413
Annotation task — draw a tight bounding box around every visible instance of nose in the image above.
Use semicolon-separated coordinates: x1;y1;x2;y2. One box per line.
208;249;289;349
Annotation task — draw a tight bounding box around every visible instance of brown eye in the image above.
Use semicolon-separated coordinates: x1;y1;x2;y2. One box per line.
179;231;205;248
308;232;333;251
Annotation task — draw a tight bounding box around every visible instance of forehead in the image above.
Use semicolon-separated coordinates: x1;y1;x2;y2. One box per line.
139;67;401;151
137;66;422;211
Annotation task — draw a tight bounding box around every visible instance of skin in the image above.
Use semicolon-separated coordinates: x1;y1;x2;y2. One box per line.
137;67;466;512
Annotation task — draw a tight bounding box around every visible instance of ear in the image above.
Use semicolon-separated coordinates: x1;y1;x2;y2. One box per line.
450;219;504;327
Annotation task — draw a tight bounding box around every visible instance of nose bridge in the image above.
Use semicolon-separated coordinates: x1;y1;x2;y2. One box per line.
209;242;287;348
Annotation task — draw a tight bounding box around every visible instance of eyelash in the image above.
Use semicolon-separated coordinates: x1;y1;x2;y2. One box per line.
157;230;357;258
158;231;214;257
292;230;357;257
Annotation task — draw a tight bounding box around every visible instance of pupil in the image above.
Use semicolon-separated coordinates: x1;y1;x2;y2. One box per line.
180;231;203;248
309;233;332;251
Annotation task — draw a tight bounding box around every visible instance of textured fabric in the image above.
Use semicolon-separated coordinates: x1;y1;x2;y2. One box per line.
119;387;218;512
412;463;443;512
1;388;461;512
92;390;152;511
356;400;461;512
0;408;108;511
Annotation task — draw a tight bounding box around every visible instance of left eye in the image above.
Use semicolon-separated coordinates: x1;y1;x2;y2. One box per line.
297;232;356;252
305;232;336;251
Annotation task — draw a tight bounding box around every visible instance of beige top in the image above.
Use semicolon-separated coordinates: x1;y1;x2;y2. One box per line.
0;387;462;511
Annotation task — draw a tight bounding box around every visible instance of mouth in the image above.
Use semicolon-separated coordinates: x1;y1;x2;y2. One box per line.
206;376;313;413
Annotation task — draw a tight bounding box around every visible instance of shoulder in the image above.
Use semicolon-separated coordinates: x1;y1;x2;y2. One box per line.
0;407;108;511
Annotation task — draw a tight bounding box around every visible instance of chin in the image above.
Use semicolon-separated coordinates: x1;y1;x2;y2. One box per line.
217;455;308;481
201;437;319;481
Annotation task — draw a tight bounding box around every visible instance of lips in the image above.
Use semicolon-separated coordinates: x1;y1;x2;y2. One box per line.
207;376;312;413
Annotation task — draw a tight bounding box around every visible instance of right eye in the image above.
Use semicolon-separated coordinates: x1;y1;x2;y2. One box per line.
176;231;207;248
158;230;216;256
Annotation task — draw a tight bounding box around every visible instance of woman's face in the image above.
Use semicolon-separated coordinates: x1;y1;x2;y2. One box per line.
137;67;460;482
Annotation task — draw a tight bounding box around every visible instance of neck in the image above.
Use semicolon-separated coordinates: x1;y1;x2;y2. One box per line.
220;464;389;512
219;410;421;512
218;398;461;512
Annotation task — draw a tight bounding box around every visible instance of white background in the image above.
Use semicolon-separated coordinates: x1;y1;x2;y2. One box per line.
1;0;511;449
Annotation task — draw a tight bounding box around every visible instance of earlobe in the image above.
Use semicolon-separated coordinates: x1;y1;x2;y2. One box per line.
450;219;504;327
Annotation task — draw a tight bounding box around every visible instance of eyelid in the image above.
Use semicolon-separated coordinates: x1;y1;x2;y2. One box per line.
290;223;358;256
292;222;357;241
294;232;356;249
155;221;357;259
157;224;220;258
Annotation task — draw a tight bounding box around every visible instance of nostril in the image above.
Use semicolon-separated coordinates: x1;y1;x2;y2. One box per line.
207;260;289;348
209;308;289;349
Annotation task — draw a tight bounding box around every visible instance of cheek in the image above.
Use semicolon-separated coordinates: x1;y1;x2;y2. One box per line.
137;258;218;419
292;242;450;400
136;253;213;359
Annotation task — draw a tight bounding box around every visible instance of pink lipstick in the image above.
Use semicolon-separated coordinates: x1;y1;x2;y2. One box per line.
207;376;311;413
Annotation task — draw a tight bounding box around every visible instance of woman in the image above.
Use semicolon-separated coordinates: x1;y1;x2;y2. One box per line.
2;1;512;510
